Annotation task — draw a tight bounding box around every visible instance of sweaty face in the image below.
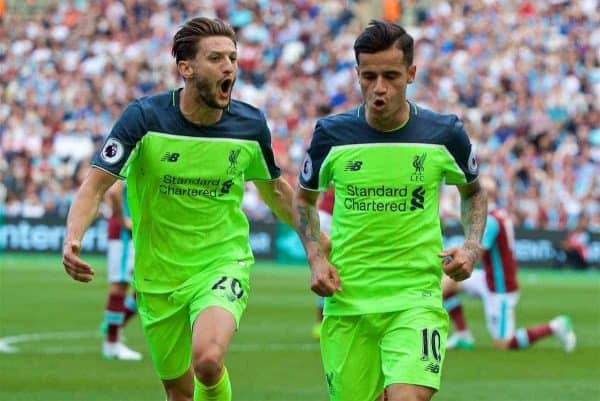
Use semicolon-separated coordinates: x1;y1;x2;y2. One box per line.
356;47;416;124
190;36;238;110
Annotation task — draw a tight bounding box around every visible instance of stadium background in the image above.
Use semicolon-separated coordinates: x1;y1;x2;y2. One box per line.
0;0;598;400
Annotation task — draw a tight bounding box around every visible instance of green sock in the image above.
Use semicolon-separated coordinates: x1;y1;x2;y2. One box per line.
194;367;231;401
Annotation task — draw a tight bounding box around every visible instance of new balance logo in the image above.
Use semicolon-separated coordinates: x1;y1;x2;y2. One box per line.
345;160;363;171
425;363;440;374
410;186;425;210
161;152;180;162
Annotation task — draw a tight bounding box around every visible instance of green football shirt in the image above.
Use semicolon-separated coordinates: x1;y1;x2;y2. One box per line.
299;102;478;315
93;90;280;293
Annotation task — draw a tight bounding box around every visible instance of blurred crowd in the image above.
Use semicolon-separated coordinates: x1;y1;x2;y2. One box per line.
1;0;598;233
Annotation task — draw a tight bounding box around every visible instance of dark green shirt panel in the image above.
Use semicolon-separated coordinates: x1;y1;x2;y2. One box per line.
92;100;147;177
93;91;280;180
298;103;478;191
299;120;334;191
442;118;478;184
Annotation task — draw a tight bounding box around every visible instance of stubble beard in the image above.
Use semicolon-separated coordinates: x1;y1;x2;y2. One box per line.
194;76;230;110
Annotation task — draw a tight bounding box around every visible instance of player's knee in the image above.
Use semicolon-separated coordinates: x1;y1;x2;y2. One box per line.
386;384;435;401
492;339;511;350
165;385;193;401
392;393;433;401
192;345;225;383
388;393;433;401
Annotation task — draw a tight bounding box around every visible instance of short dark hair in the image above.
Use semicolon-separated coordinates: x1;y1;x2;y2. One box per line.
172;17;237;63
353;20;414;66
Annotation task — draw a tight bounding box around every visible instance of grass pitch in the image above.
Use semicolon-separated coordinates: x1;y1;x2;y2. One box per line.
0;254;598;401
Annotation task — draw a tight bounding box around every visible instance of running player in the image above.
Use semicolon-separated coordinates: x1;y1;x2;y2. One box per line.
63;17;297;401
294;20;487;401
443;175;576;352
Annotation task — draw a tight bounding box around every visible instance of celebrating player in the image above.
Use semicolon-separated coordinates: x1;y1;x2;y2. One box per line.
443;175;576;352
63;17;297;401
294;20;487;401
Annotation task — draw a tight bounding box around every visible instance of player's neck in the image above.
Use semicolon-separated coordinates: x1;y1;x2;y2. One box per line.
365;100;410;132
180;87;223;126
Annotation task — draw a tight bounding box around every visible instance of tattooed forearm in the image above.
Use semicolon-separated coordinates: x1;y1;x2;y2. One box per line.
296;204;320;242
295;204;324;258
460;186;487;243
459;186;487;264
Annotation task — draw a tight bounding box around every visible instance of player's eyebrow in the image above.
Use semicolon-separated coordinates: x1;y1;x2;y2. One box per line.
360;68;402;75
205;50;238;59
207;50;236;55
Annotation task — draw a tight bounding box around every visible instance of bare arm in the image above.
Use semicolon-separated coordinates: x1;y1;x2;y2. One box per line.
293;188;323;261
440;179;487;281
253;177;295;227
254;178;330;248
458;179;487;252
63;168;118;282
293;187;340;296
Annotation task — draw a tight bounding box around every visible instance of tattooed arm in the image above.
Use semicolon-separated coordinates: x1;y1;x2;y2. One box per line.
293;187;340;296
459;179;487;245
439;179;487;281
255;178;330;253
293;188;323;260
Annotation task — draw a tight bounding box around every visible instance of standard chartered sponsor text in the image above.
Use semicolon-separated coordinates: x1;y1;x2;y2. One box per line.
160;174;221;198
162;174;221;186
346;184;408;197
344;197;408;212
345;184;409;212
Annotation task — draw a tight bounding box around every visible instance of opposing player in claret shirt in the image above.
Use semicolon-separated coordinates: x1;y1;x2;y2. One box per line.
101;180;141;361
443;175;576;353
63;17;300;401
293;20;487;401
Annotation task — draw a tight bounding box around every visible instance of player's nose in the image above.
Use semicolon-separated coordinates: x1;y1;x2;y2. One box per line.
373;77;387;95
222;57;236;74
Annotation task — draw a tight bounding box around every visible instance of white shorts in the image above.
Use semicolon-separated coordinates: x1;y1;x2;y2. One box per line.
318;210;332;236
107;238;134;283
460;269;519;340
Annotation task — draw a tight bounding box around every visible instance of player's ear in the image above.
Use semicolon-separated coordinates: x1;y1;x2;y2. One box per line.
407;64;416;84
177;60;194;80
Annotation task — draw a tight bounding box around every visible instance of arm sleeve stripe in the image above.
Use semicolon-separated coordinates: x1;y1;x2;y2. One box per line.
298;182;322;192
91;165;125;180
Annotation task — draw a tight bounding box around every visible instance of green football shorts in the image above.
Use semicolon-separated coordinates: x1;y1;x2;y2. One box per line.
320;307;448;401
136;264;250;380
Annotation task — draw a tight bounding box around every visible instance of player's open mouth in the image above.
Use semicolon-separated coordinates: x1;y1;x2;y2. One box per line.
373;99;386;108
219;79;233;96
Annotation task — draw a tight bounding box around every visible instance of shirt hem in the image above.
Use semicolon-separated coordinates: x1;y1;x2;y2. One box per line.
323;301;444;317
